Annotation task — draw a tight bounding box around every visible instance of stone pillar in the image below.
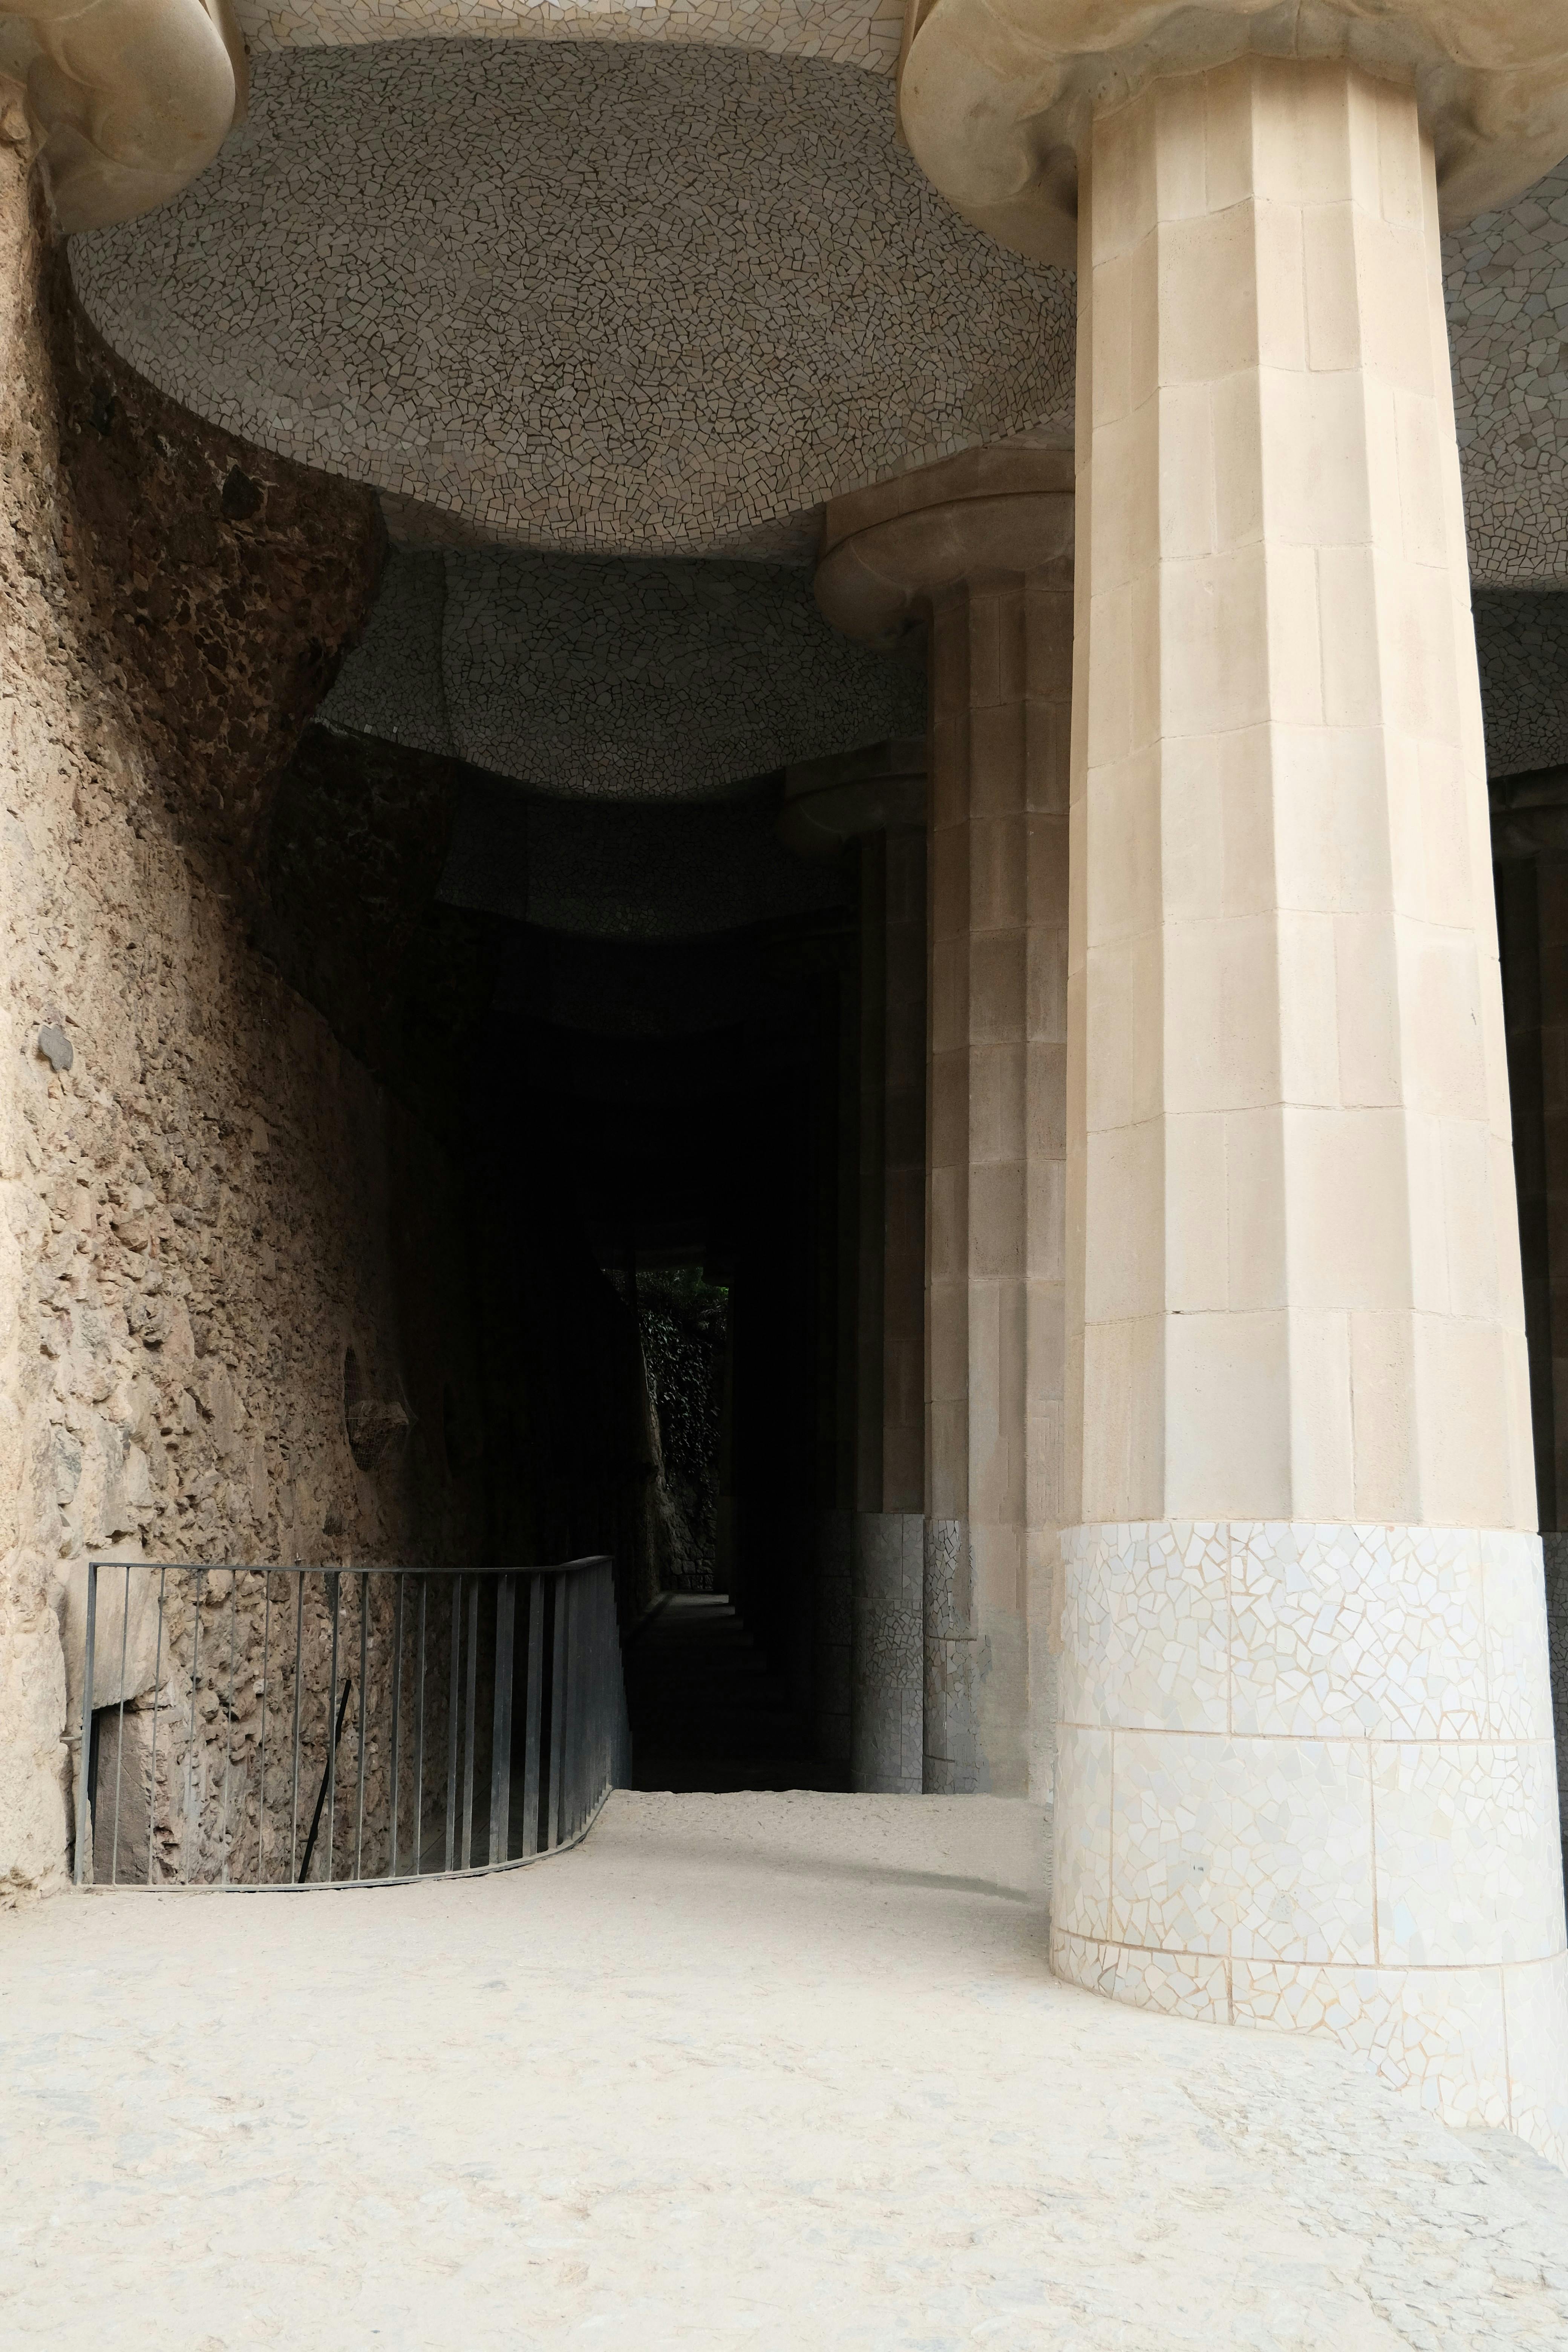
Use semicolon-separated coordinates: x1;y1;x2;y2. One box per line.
1058;57;1565;2152
784;743;928;1793
1494;786;1568;1880
816;443;1073;1798
854;821;928;1793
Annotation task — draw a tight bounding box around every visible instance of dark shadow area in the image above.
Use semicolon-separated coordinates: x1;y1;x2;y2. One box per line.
262;724;864;1791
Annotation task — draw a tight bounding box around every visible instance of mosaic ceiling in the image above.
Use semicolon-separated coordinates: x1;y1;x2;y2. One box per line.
1475;595;1568;779
72;42;1076;560
318;548;924;796
1447;165;1568;593
232;0;903;67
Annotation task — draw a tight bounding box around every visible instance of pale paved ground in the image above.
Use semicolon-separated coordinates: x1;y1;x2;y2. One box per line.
3;1793;1568;2350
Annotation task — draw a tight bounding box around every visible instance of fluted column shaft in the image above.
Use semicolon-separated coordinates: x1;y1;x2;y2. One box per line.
1058;54;1566;2161
816;443;1073;1799
926;577;1070;1796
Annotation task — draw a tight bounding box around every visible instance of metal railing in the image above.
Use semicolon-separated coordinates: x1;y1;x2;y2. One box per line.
73;1557;629;1889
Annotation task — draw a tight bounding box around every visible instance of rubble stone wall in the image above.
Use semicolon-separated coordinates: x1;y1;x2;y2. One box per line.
0;124;486;1898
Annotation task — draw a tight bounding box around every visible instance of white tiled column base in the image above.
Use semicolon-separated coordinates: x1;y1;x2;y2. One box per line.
923;1516;977;1793
812;1509;853;1766
852;1511;923;1794
1053;1521;1568;2166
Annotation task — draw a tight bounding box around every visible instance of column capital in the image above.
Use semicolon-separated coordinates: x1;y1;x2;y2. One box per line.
898;0;1568;262
1;0;246;231
780;738;927;861
815;436;1073;648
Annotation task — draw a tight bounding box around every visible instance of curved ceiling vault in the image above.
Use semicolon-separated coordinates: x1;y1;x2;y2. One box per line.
71;41;1078;560
318;547;925;795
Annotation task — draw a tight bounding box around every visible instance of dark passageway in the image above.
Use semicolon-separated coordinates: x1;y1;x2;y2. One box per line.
623;1594;845;1792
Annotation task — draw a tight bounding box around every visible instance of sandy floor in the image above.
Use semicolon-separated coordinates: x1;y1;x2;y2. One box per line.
3;1790;1567;2349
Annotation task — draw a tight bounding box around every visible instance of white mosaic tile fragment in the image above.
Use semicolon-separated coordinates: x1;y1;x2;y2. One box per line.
1058;1520;1228;1735
1230;1521;1488;1742
1481;1527;1558;1743
1503;1948;1568;2173
1110;1729;1377;1967
1050;1723;1112;1943
1050;1929;1229;2024
1372;1740;1565;1968
1231;1959;1514;2134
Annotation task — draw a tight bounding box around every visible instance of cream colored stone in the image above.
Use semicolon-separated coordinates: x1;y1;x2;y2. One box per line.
820;448;1072;1802
1056;52;1561;2147
899;0;1568;264
1;0;246;231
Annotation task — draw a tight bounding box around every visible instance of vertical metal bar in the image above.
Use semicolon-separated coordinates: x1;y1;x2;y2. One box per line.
74;1562;97;1887
593;1563;606;1812
324;1571;341;1885
489;1573;514;1865
221;1570;239;1885
521;1575;543;1859
183;1568;203;1885
547;1573;568;1851
354;1570;369;1882
564;1571;576;1844
461;1578;479;1870
585;1565;597;1821
414;1578;427;1874
146;1568;165;1887
109;1564;130;1885
575;1568;589;1836
257;1571;273;1885
288;1575;305;1884
572;1565;586;1836
444;1577;461;1874
604;1566;614;1798
596;1562;609;1810
388;1574;404;1879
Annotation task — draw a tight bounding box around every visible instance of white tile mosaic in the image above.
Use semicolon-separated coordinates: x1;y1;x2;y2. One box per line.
1055;1519;1568;2165
1232;1958;1515;2133
1372;1740;1565;1968
1058;1937;1568;2166
1051;1928;1229;2023
1503;1948;1568;2171
1229;1521;1490;1743
1049;1723;1112;1943
1482;1527;1559;1745
1058;1520;1229;1734
70;44;1076;561
1110;1729;1377;1966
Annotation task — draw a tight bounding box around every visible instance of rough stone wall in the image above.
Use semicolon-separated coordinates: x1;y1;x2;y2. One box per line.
0;130;486;1897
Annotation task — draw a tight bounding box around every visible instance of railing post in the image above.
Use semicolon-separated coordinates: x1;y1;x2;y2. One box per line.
548;1573;568;1850
73;1556;622;1891
522;1574;543;1859
74;1561;97;1887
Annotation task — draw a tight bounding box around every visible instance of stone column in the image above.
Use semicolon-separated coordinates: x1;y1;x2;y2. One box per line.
816;443;1073;1798
1066;58;1565;2151
855;820;929;1793
1494;779;1568;1883
899;0;1568;2162
784;743;928;1792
